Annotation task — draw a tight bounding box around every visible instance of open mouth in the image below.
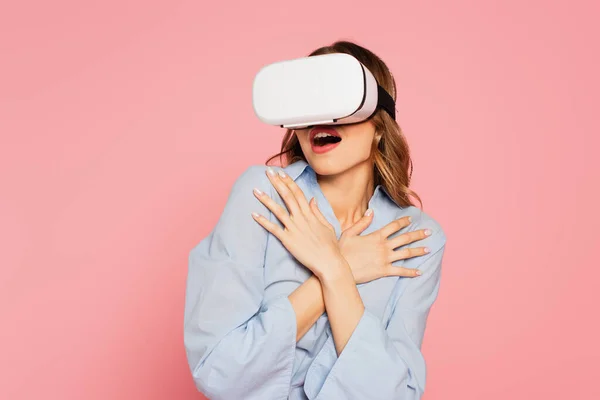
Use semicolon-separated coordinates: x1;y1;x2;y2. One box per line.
310;126;342;147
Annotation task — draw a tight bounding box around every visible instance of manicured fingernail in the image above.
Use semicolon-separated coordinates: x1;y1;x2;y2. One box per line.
416;270;422;276
364;208;373;216
424;247;430;253
253;187;263;196
424;229;432;236
407;216;412;222
266;167;276;177
251;212;260;218
278;169;287;178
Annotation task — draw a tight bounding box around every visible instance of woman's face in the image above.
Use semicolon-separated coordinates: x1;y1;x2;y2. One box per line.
294;119;377;176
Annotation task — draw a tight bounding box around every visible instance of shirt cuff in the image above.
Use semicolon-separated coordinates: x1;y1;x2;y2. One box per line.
311;309;414;400
204;294;298;399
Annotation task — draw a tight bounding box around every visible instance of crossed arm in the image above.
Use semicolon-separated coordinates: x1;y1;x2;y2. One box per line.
184;165;447;399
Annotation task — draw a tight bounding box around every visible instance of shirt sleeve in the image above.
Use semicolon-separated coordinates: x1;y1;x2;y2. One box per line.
307;228;447;400
183;165;297;400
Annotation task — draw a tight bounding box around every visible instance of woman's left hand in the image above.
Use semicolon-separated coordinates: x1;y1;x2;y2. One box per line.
251;166;346;280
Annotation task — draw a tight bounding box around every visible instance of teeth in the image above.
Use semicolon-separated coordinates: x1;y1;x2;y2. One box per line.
314;132;337;139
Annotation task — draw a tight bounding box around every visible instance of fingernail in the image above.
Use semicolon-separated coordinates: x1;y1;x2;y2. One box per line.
407;216;412;223
278;169;287;178
424;247;430;253
253;187;263;196
251;212;260;218
416;270;422;276
424;229;432;236
266;167;276;177
364;208;373;216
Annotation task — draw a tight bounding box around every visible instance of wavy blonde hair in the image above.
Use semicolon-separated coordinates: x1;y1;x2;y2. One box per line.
265;40;423;210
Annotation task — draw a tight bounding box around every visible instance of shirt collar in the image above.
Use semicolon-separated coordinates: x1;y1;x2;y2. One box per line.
283;158;402;209
284;158;311;182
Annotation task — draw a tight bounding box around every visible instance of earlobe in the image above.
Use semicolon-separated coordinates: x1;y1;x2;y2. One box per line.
374;131;382;145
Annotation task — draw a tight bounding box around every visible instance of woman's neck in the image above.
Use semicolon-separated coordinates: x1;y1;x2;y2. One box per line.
317;160;375;231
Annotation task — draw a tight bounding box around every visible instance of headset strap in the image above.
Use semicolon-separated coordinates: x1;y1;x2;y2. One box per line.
377;84;396;120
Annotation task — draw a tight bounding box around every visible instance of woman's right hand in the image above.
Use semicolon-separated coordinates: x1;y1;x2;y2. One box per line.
338;212;433;284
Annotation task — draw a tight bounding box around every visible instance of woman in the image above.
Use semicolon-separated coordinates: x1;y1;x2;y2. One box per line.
184;40;447;400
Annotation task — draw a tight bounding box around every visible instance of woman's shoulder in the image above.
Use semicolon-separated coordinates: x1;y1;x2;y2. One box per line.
235;164;270;180
234;160;306;183
228;164;273;194
391;205;448;254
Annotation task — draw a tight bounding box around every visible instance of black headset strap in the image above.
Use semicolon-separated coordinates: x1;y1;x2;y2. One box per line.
377;84;396;120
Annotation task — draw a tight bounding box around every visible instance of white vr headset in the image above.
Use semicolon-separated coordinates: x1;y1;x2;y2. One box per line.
252;53;396;129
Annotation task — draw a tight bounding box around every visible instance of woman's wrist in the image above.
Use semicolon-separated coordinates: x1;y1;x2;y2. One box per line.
314;256;353;286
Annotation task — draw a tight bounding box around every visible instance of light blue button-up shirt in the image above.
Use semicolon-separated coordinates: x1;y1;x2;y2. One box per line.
184;159;447;400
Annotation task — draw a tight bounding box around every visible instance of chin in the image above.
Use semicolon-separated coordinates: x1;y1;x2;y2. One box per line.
308;158;350;176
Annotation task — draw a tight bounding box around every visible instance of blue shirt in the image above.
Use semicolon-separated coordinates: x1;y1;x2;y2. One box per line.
184;159;447;400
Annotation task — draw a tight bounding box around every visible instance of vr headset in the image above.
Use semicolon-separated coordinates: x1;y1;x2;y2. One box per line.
252;53;396;129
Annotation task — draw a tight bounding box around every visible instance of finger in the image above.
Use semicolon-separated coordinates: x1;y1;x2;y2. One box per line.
341;209;373;238
266;167;302;217
387;228;433;250
384;264;422;278
388;245;431;263
379;216;412;238
276;168;312;217
253;187;293;228
251;211;286;241
309;197;336;232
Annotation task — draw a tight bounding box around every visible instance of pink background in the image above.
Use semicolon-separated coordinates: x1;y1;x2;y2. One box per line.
1;1;599;399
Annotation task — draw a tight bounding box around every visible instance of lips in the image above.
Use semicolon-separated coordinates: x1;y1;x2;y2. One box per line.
309;125;342;154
